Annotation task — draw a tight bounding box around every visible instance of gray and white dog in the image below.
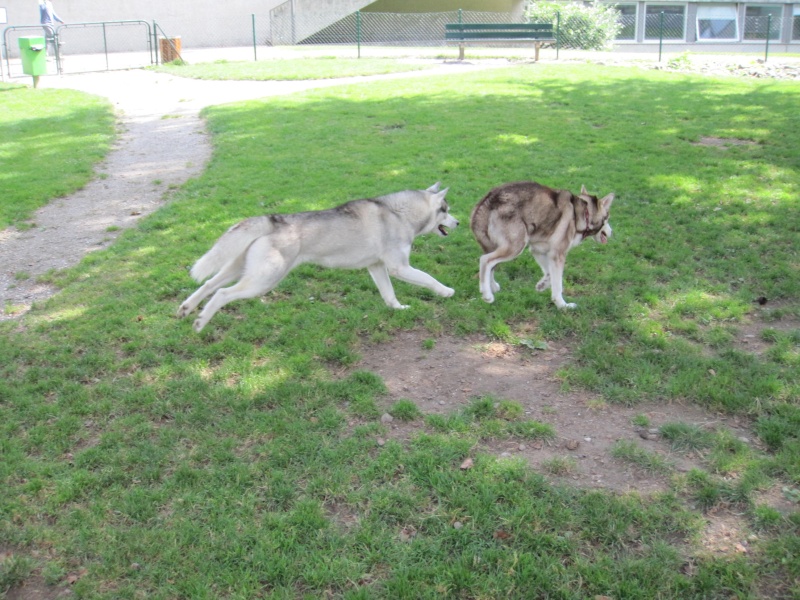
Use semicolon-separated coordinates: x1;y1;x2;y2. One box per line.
178;184;459;331
470;181;614;309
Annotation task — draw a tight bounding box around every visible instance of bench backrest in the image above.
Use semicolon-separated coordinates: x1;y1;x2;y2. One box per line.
445;23;554;41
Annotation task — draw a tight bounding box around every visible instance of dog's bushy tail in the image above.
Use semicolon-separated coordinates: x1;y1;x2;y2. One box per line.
190;217;274;282
469;197;496;253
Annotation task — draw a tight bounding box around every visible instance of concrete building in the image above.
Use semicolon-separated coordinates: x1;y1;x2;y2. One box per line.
1;0;796;56
610;0;800;53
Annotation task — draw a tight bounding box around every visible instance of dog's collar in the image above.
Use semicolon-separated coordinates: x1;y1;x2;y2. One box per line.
577;204;603;239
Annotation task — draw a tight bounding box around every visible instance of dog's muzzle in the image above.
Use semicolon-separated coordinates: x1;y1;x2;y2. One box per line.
596;222;612;244
438;216;459;236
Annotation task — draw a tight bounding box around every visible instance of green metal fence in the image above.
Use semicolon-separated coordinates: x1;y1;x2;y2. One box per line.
3;20;153;76
3;7;795;79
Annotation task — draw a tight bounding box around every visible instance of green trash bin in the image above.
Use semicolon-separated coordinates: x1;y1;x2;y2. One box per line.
19;36;47;83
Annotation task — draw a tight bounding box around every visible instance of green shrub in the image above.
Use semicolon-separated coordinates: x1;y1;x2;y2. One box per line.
525;1;622;50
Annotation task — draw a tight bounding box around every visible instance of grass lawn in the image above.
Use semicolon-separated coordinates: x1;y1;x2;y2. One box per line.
0;82;115;229
152;57;433;80
1;62;799;598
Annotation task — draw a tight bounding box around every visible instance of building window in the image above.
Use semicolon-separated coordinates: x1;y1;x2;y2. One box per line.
645;4;686;40
615;4;638;40
744;5;782;40
793;5;800;39
697;5;739;40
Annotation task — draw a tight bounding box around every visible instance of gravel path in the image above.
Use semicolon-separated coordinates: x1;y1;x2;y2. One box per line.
0;63;494;319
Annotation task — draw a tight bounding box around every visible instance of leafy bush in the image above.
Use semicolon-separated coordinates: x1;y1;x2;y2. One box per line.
525;1;622;50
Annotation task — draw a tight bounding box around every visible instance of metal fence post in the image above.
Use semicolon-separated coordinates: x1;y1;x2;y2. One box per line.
458;8;462;24
102;22;109;70
556;12;560;59
252;13;257;61
658;12;664;62
54;25;63;74
356;10;361;58
764;14;771;63
153;20;159;64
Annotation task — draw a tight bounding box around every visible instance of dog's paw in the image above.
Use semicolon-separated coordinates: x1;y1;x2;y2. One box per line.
177;303;190;318
482;293;495;304
556;302;577;310
396;304;410;310
438;286;455;298
192;318;207;332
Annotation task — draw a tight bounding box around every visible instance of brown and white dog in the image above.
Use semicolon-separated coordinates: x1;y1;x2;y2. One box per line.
470;181;614;309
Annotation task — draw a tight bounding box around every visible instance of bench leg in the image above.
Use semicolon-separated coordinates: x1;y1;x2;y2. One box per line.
459;44;465;61
535;42;541;62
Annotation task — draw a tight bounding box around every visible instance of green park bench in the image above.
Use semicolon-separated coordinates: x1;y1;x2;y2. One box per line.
445;23;556;61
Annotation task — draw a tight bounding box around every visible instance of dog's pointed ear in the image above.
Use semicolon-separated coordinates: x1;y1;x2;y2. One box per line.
427;182;441;193
600;193;614;210
437;187;450;199
580;184;589;195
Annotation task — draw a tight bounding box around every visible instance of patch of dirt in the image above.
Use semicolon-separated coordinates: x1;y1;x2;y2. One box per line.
693;136;759;148
353;329;754;495
698;508;754;555
0;549;74;600
733;308;800;356
3;575;73;600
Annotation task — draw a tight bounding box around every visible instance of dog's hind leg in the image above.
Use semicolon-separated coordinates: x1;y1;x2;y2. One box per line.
177;254;246;318
478;240;526;303
192;238;295;332
531;251;551;292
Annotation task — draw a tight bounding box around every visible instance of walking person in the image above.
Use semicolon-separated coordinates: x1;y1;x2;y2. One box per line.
38;0;64;56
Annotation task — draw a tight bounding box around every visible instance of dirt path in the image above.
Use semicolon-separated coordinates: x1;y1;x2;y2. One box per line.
0;62;494;318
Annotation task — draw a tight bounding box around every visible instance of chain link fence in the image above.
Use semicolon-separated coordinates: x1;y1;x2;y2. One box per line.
299;10;515;47
4;7;799;79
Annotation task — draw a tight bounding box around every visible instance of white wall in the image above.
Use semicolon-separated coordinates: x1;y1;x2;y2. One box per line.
1;0;523;53
2;0;285;50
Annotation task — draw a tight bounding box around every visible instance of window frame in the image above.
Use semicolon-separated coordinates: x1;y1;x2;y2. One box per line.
644;3;688;41
696;4;740;42
743;4;783;41
613;3;639;42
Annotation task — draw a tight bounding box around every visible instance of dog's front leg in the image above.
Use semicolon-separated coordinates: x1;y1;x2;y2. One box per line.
547;255;576;309
389;264;455;299
367;264;407;309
